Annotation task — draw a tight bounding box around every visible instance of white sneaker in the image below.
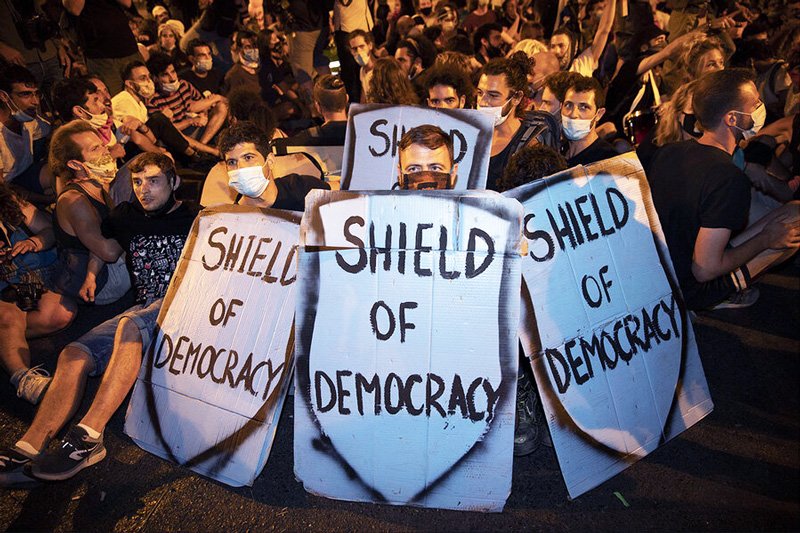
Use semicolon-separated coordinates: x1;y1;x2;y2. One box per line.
16;366;52;405
711;287;760;310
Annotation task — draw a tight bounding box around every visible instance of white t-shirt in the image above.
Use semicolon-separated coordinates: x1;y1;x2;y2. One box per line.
112;90;149;126
359;66;374;103
569;48;597;77
334;0;373;32
0;121;35;181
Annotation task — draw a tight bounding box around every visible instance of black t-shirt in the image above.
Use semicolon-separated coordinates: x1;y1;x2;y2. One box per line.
566;138;619;167
289;121;347;145
272;174;331;211
180;68;224;95
487;124;527;191
648;140;751;290
74;0;138;58
102;201;201;303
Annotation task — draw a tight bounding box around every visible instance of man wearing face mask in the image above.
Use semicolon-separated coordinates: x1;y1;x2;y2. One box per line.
112;60;219;164
0;65;54;205
218;121;329;211
348;30;376;104
0;153;201;487
52;78;127;163
49;121;131;306
223;31;262;97
396;125;458;190
181;40;224;95
649;69;800;311
561;75;619;166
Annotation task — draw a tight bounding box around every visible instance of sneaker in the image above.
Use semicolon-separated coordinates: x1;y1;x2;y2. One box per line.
514;373;542;456
16;365;52;405
711;287;760;310
0;446;39;488
31;426;106;481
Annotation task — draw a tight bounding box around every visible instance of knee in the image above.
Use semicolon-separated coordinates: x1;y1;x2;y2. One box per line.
57;346;94;376
148;112;169;128
51;301;77;332
0;302;24;330
116;317;143;345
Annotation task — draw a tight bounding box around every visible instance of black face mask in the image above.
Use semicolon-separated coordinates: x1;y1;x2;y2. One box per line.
486;44;504;58
682;113;702;138
420;7;432;16
399;171;453;190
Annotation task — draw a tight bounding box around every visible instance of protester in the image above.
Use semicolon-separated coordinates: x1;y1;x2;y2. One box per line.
348;30;378;103
218;121;329;210
537;71;581;117
367;57;419;106
0;66;54;205
0;152;200;486
473;23;505;66
396;125;458;190
148;20;189;71
291;75;348;145
49;121;131;305
478;53;530;190
395;36;437;81
462;0;498;37
550;0;615;77
334;0;374;104
422;64;473;109
146;53;229;146
223;30;262;96
181;40;224;95
0;183;76;404
649;69;800;310
561;75;619;166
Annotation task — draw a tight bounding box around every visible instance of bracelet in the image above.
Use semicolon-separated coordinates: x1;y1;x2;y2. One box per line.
137;125;149;134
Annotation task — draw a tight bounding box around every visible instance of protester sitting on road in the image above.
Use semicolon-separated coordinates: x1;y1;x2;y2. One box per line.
112;60;219;163
148;20;190;71
0;65;55;206
396;125;458;190
49;120;131;306
146;52;229;146
181;40;224;95
223;30;262;97
218;121;330;211
290;75;348;145
648;69;800;310
0;182;77;405
422;64;473;109
0;152;200;487
497;144;568;191
561;75;620;167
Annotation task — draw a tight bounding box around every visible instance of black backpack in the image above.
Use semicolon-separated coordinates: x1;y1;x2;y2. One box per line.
509;110;562;154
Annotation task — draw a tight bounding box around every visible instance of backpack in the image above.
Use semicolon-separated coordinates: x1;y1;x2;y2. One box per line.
508;110;562;154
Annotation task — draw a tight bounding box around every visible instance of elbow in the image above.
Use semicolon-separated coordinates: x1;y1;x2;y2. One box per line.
97;246;123;263
691;263;719;283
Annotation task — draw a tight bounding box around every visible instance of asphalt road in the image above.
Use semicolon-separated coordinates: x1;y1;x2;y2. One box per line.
1;262;798;532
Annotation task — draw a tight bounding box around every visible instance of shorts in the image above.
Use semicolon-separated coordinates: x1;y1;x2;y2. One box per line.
12;160;46;194
682;266;751;310
68;298;162;376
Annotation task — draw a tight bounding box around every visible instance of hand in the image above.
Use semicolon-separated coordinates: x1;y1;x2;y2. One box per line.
120;116;143;135
10;238;37;257
191;114;208;127
110;143;126;160
79;275;96;303
763;212;800;250
0;42;25;67
57;44;73;78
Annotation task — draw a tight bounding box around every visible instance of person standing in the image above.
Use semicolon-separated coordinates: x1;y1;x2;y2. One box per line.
334;0;373;104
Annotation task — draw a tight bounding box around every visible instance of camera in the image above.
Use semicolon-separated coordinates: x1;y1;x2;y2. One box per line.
1;282;45;312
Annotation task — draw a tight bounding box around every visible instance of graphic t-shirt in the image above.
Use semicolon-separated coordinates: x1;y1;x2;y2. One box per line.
102;201;201;303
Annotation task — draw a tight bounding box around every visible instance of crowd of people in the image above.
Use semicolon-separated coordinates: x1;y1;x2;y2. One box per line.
1;0;799;489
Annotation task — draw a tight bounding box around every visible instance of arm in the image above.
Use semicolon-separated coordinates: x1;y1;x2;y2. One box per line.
692;219;800;282
588;0;616;64
637;29;703;75
62;0;85;16
79;253;105;302
57;192;124;262
10;200;56;257
187;94;225;113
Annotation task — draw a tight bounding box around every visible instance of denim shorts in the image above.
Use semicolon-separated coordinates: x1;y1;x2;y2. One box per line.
68;298;162;376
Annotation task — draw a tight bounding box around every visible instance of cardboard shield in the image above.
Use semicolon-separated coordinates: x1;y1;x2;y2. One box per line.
340;104;494;191
504;153;713;498
124;206;301;487
294;190;522;511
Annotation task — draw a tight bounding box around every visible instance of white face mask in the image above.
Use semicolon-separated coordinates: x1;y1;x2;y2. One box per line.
161;79;180;93
83;152;118;182
732;102;766;140
477;97;512;127
228;164;269;197
131;79;156;99
355;51;370;67
561;115;595;141
196;58;213;73
83;109;109;129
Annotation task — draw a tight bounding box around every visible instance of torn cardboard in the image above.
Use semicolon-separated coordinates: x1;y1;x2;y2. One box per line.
124;205;301;487
503;153;714;498
294;190;522;512
340;104;494;191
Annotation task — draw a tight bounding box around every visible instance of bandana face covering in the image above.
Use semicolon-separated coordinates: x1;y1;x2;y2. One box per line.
400;170;453;190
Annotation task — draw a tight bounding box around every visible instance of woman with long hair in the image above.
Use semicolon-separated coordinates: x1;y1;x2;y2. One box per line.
637;81;699;171
367;57;420;106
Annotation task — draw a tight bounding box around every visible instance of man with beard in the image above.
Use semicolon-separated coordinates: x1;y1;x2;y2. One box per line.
549;0;615;77
473;23;505;66
396;125;458;190
0;152;200;487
